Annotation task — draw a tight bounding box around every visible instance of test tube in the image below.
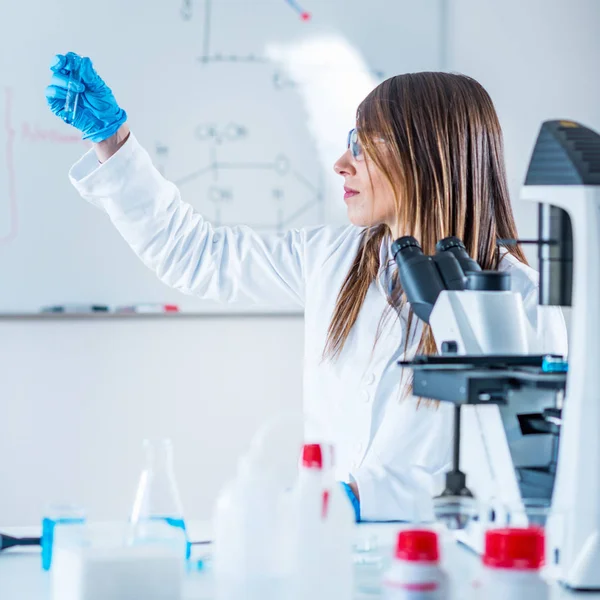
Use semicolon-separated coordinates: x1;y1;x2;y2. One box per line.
63;55;82;125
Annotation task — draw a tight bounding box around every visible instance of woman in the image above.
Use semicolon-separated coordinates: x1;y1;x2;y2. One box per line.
46;55;567;522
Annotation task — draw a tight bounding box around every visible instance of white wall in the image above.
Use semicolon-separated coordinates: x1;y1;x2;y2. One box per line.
0;316;303;525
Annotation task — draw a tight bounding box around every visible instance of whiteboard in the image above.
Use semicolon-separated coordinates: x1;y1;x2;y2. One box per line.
0;0;444;313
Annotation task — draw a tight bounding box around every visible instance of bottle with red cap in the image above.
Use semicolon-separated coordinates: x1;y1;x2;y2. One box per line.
289;443;354;600
475;527;548;600
382;529;448;599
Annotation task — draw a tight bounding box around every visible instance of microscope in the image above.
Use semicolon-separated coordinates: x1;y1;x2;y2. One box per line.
395;120;600;590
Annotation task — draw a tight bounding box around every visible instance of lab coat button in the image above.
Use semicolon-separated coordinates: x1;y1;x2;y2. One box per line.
362;389;371;403
365;373;376;385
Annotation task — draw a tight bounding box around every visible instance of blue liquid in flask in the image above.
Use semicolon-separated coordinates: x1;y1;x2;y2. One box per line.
130;439;191;559
150;516;190;559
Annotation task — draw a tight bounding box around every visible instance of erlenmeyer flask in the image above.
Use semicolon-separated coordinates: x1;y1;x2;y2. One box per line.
130;438;190;558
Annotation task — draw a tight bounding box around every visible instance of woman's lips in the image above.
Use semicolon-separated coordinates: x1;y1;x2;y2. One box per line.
344;186;359;201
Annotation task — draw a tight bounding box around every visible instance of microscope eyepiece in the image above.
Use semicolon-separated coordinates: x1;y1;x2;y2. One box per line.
436;236;481;275
435;236;466;253
392;236;445;323
391;236;424;264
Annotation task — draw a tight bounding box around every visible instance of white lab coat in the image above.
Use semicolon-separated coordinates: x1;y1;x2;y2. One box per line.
70;134;568;521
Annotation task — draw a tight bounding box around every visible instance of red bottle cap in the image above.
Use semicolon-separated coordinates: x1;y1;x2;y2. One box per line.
301;444;323;469
483;528;545;570
395;529;440;563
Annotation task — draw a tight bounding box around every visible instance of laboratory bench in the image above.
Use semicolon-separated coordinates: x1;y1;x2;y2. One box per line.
0;521;597;599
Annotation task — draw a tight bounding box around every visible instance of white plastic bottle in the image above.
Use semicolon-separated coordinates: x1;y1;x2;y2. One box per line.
213;451;289;600
321;444;355;600
475;527;548;600
212;414;305;600
289;443;355;600
382;529;448;599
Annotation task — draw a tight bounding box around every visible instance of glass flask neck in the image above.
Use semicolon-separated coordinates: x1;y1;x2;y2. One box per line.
144;439;175;473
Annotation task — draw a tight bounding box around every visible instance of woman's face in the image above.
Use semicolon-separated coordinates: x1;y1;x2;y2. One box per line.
334;131;397;231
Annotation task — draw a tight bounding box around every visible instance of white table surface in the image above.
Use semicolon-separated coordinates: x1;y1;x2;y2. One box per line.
1;521;599;599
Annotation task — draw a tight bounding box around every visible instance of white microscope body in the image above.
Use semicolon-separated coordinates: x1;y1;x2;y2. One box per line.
393;235;556;550
429;285;545;553
429;288;536;356
520;123;600;589
396;120;600;590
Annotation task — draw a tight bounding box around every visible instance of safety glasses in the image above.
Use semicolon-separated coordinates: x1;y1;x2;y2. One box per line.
347;128;364;160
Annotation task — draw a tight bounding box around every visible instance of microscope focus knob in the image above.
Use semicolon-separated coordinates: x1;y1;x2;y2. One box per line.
441;341;459;355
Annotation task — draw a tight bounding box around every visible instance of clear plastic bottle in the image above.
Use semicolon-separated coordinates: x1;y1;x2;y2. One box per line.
289;444;328;600
475;528;548;600
130;439;190;559
212;412;305;600
320;445;355;600
382;529;448;599
213;451;289;600
289;443;354;600
63;53;82;125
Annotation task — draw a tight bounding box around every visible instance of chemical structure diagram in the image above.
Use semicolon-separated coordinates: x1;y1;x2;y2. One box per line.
189;0;303;90
155;0;328;233
182;0;383;85
155;122;324;233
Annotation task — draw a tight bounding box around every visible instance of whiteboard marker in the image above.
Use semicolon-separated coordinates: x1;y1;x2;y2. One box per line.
116;304;180;314
41;305;110;313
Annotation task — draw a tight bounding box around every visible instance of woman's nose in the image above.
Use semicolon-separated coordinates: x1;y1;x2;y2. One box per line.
333;149;356;177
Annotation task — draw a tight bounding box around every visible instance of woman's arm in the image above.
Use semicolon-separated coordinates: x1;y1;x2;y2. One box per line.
48;53;317;307
348;481;359;499
94;124;131;163
70;131;313;307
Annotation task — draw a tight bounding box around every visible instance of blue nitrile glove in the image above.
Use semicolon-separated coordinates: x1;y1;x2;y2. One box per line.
341;482;361;522
45;52;127;143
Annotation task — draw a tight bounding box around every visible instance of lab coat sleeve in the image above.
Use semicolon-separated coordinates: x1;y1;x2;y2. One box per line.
351;398;455;522
69;133;309;307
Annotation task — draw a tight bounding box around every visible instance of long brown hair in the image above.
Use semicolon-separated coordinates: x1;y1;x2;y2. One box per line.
324;72;527;364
